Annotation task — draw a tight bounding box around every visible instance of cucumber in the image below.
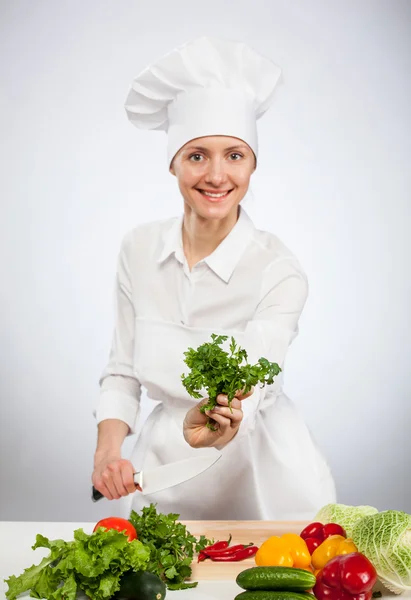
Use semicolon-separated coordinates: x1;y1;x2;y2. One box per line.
116;570;166;600
236;566;316;592
235;592;315;600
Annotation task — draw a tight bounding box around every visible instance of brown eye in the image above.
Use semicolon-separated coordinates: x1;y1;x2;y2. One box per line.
230;153;243;160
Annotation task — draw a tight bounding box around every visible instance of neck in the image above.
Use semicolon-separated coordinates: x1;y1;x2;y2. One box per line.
182;205;240;270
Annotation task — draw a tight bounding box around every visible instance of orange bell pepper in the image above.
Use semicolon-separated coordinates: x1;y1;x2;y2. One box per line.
255;533;311;568
311;534;358;570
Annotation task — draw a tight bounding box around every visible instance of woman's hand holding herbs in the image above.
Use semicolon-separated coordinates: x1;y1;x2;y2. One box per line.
181;334;281;448
183;387;254;448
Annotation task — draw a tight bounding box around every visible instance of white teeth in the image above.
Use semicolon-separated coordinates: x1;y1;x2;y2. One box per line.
200;191;230;198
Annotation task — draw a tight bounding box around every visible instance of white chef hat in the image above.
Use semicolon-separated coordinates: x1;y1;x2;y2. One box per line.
125;36;282;166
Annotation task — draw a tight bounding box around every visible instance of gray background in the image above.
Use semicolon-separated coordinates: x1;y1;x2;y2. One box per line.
1;0;410;522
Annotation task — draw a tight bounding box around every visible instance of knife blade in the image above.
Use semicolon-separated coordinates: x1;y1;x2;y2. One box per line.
92;452;221;502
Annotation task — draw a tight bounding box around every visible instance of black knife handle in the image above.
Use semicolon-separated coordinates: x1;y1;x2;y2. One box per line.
92;486;104;502
92;472;142;502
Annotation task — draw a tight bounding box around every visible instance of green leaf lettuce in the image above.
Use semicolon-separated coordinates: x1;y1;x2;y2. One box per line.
5;528;150;600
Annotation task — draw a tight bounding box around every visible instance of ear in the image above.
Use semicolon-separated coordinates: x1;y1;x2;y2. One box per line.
169;160;176;176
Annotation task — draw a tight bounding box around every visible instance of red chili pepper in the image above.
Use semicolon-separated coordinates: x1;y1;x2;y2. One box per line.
204;534;232;552
198;535;232;561
203;543;254;557
210;545;258;561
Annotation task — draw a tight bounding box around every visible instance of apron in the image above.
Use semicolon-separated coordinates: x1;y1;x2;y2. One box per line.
124;318;336;520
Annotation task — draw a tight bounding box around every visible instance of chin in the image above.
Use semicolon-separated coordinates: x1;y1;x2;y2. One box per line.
197;203;238;220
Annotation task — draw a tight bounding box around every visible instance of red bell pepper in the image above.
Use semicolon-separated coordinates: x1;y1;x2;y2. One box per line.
305;537;322;554
301;521;347;555
301;522;346;542
301;522;325;540
313;552;377;600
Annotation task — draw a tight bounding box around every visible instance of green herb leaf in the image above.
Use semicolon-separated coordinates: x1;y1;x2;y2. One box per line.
181;334;281;428
129;503;212;590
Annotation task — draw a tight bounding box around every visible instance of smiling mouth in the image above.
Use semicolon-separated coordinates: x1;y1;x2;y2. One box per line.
196;189;233;201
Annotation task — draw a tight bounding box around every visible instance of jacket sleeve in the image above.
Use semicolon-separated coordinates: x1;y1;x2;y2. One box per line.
251;256;308;369
95;235;141;434
239;256;309;426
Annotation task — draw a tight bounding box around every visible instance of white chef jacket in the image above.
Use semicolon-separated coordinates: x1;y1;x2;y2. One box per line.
96;207;336;519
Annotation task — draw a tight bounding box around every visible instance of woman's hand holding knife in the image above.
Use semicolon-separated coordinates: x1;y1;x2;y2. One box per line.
92;419;141;500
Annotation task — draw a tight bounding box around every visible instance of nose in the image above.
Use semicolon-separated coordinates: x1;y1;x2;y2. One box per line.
204;158;228;187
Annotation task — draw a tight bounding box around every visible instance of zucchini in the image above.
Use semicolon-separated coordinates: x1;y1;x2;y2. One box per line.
116;570;166;600
235;592;315;600
236;567;316;591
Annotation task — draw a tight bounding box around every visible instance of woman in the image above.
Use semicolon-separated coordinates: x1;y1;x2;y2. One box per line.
92;37;336;520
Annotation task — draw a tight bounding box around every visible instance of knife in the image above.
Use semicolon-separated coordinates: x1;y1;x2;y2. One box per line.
92;453;221;502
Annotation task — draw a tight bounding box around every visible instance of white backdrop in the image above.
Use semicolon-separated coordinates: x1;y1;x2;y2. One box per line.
1;0;410;522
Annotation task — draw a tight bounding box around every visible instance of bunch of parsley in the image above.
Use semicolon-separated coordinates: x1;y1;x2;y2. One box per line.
181;334;281;428
129;504;211;590
5;528;150;600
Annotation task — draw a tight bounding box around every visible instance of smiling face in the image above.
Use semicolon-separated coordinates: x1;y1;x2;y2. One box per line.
170;136;256;221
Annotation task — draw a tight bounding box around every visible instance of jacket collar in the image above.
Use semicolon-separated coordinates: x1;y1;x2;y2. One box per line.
158;206;255;283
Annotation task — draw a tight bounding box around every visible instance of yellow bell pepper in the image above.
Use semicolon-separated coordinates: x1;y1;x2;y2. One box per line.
311;534;358;570
255;533;311;568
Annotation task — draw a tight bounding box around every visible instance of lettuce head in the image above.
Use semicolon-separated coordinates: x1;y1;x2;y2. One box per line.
352;510;411;595
315;503;378;537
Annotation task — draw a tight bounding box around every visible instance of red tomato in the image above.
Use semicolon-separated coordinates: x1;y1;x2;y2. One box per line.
322;523;346;539
305;536;322;554
93;517;137;541
300;522;324;541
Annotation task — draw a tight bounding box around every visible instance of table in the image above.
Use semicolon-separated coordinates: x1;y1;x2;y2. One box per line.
0;521;403;600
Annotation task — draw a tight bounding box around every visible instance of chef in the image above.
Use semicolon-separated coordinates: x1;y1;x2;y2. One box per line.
92;36;336;520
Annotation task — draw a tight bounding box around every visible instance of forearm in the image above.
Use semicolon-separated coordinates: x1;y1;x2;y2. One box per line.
95;419;129;463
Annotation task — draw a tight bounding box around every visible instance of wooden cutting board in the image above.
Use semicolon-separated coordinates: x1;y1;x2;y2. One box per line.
182;520;307;581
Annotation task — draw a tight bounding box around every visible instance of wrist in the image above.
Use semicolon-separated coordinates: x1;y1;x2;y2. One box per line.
94;447;121;467
95;419;128;456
